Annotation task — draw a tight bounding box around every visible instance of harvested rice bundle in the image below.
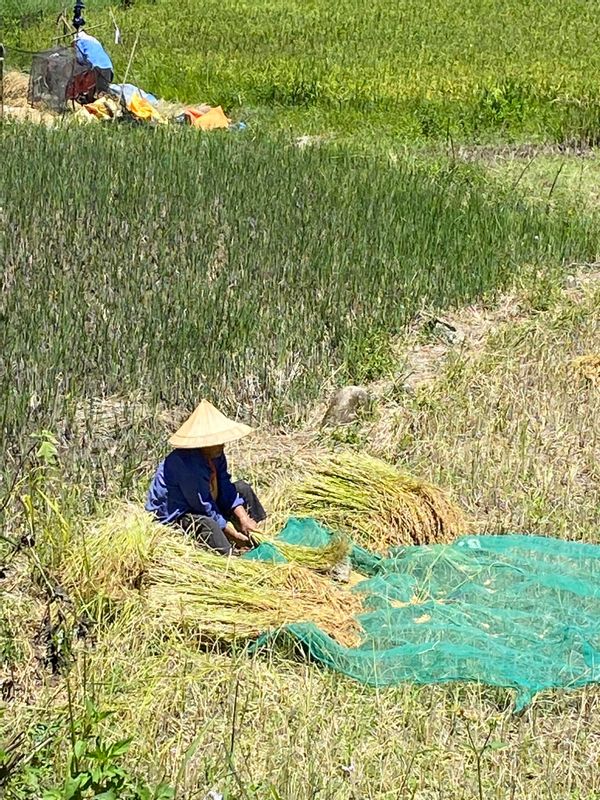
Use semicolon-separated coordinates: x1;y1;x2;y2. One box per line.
62;505;361;645
284;452;464;551
147;535;362;646
61;504;159;605
251;527;350;572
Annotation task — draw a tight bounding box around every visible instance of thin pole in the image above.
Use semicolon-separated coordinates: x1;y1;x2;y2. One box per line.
0;43;4;121
119;29;139;106
54;22;108;42
122;30;139;86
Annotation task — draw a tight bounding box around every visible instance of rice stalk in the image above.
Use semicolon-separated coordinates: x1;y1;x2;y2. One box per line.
280;452;465;551
147;534;362;646
250;527;350;572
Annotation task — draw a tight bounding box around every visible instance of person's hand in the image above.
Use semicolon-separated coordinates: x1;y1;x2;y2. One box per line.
234;507;258;537
224;523;251;548
239;516;258;537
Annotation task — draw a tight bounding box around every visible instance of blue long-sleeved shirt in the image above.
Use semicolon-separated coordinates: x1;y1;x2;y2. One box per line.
145;449;244;529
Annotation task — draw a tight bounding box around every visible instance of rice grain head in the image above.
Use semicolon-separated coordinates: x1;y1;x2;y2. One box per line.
278;452;465;551
147;535;362;646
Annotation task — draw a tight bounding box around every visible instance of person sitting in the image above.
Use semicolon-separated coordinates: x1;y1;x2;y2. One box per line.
145;400;265;555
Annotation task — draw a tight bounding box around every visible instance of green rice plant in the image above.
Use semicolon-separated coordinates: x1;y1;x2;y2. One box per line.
279;452;465;551
10;0;600;142
2;124;599;500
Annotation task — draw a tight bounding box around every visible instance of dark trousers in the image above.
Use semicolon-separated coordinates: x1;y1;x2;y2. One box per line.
178;480;266;555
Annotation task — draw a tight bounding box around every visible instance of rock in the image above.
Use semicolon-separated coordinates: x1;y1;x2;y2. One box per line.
564;274;580;289
433;318;465;345
322;386;370;426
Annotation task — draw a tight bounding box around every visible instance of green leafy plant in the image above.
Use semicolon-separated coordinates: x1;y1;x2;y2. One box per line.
0;693;173;799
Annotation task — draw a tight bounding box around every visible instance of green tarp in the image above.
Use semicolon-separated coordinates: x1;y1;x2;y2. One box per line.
247;518;600;709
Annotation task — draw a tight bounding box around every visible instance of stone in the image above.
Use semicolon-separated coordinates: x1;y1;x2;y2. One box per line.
322;386;370;426
433;318;466;345
564;274;580;289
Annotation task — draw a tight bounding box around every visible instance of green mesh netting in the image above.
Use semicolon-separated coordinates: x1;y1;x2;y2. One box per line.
248;518;600;710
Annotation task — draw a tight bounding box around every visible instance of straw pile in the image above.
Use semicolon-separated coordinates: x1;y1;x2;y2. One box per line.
148;535;361;645
61;505;362;647
3;72;29;106
61;504;159;603
280;452;465;551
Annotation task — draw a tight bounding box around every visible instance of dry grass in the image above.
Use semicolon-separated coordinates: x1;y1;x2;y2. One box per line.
359;277;600;541
572;353;600;385
3;71;29;106
6;621;600;800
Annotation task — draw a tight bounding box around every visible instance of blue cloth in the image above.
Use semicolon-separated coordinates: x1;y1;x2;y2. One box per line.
75;32;113;72
146;449;244;529
108;83;158;106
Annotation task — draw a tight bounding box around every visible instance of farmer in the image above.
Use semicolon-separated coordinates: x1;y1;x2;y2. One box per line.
145;400;266;555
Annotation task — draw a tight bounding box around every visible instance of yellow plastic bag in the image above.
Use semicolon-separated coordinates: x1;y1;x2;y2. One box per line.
84;97;120;120
128;93;163;123
191;105;229;131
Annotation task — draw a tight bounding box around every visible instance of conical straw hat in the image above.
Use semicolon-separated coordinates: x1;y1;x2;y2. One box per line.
169;400;254;448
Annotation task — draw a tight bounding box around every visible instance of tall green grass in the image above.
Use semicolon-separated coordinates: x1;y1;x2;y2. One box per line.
9;0;600;142
1;125;598;480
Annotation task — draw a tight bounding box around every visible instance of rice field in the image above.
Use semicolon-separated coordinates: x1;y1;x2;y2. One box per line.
7;0;600;142
3;0;600;795
2;125;599;487
2;274;600;800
